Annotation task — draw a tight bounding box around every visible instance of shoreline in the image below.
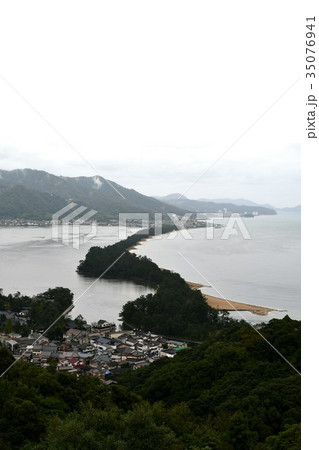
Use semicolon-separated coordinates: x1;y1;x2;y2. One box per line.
128;236;153;251
187;281;278;316
128;231;280;317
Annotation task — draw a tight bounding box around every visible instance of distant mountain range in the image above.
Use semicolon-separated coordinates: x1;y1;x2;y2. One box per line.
198;197;276;210
276;205;301;213
156;194;277;216
0;169;186;221
157;194;300;214
199;197;300;212
0;169;298;221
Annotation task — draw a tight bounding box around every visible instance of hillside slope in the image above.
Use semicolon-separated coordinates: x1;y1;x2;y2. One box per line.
0;169;187;221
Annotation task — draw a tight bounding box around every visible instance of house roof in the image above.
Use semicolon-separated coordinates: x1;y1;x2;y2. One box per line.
167;340;185;346
17;338;35;345
42;345;58;352
65;328;83;337
117;347;133;356
161;349;177;356
40;351;52;358
6;339;18;346
32;345;42;351
28;332;42;340
68;357;79;364
133;360;150;367
96;354;111;362
96;337;112;345
78;343;91;350
78;352;94;358
9;333;22;339
59;351;79;359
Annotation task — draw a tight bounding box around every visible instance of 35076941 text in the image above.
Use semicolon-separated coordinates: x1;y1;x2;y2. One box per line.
306;16;317;139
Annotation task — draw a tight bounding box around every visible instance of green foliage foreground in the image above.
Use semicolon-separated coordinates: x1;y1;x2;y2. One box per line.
0;316;300;449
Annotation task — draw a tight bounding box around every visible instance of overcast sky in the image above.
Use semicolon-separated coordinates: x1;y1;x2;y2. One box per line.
0;1;301;207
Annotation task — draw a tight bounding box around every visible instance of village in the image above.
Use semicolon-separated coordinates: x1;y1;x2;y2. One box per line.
0;317;188;383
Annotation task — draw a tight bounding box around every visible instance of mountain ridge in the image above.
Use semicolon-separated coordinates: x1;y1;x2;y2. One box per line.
158;194;300;211
0;169;282;220
0;169;187;221
155;193;277;216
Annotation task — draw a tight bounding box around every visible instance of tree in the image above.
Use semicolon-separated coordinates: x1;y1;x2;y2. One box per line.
0;344;14;373
74;314;87;330
264;423;301;449
227;411;258;449
4;318;13;334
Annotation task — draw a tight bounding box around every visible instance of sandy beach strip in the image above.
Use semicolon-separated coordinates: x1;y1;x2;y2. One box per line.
128;236;153;251
187;281;277;316
204;294;276;316
186;281;207;289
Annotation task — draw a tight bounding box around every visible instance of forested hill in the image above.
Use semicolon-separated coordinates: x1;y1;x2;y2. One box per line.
0;316;300;449
118;316;301;449
77;225;176;283
0;169;187;220
77;227;233;340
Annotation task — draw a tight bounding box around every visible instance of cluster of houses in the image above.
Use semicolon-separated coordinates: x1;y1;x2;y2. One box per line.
0;219;52;227
0;319;188;382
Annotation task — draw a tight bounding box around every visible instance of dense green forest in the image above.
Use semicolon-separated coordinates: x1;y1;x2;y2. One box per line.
77;225;176;282
0;316;300;449
0;288;73;339
120;273;232;340
78;227;232;340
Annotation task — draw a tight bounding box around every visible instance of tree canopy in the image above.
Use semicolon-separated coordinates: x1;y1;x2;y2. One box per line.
0;316;300;449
